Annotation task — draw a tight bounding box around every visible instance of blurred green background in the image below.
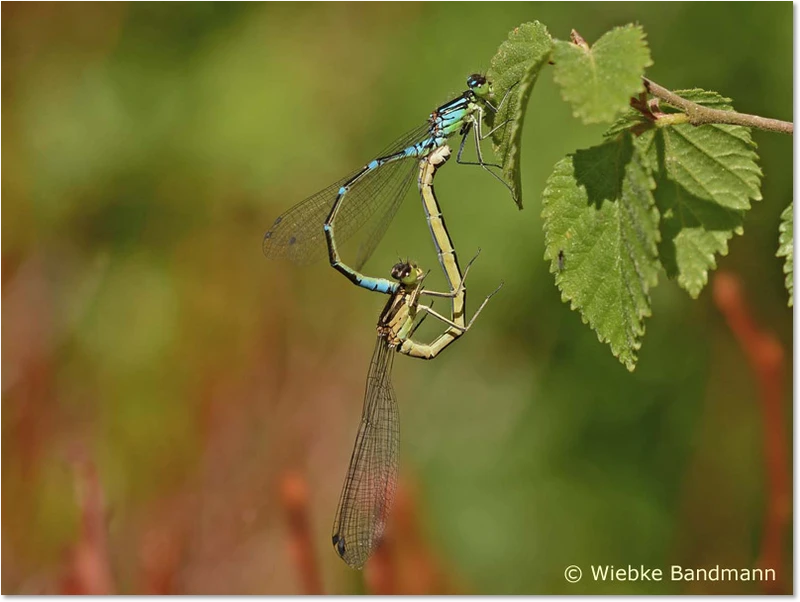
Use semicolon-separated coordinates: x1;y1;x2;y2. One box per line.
2;2;792;594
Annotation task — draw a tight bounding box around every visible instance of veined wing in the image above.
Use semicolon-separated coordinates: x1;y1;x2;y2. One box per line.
331;337;399;569
353;157;418;270
263;123;432;267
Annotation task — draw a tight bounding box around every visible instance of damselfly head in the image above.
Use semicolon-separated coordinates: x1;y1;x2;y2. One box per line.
391;260;424;285
466;73;491;98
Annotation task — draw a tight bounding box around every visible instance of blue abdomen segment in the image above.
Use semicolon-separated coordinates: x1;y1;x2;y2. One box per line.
357;277;398;294
324;221;397;294
400;137;439;158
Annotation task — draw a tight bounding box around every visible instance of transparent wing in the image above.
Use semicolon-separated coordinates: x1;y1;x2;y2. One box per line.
331;337;399;569
263;123;431;266
353;159;418;270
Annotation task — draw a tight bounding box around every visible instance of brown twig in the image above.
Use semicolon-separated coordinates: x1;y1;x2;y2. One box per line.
643;78;793;134
712;272;790;594
569;29;589;51
280;472;323;594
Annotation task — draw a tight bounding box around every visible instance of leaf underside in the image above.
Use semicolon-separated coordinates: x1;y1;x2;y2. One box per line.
486;21;554;209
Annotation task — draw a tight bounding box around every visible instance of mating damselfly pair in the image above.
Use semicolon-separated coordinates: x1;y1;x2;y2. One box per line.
263;74;516;569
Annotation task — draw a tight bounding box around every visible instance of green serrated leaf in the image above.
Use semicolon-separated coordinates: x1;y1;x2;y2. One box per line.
777;202;793;306
651;90;759;211
552;25;653;125
636;89;762;298
653;176;744;297
542;135;660;371
486;21;554;209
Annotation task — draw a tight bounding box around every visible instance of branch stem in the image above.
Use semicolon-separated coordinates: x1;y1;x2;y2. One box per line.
643;78;793;135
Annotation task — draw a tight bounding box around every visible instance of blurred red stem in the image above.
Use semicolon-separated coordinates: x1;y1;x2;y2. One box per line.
62;456;114;594
712;273;789;594
365;539;396;595
280;472;323;594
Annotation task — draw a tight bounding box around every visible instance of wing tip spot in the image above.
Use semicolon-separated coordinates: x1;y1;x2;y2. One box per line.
332;533;346;558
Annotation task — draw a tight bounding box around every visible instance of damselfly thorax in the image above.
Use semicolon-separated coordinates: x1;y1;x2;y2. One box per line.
377;283;422;348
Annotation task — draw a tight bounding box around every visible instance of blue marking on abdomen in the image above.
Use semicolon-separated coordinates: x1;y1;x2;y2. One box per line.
338;186;347;195
367;159;379;170
377;280;397;294
359;278;396;294
403;137;438;157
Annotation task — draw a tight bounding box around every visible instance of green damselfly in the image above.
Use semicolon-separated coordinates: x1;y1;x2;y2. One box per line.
330;145;502;569
263;74;515;270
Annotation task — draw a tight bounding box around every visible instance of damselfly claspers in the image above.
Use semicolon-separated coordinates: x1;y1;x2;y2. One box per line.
330;145;502;569
263;74;515;270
